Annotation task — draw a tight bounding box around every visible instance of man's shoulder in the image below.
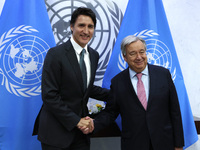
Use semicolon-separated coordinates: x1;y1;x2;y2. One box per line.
53;40;71;50
88;46;99;54
148;64;170;75
148;64;169;71
112;68;128;82
87;46;99;61
48;40;71;53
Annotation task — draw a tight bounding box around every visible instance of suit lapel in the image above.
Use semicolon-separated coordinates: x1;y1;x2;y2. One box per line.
82;47;98;97
123;69;145;109
147;64;156;110
88;47;96;86
64;40;84;91
123;69;136;95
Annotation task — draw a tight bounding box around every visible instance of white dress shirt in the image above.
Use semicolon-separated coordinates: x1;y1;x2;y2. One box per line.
129;66;149;101
70;37;91;87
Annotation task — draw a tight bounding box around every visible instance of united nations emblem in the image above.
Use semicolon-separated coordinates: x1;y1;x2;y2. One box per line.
0;25;50;97
45;0;123;82
118;29;176;80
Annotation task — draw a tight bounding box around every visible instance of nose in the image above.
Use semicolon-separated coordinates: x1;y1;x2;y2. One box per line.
83;27;89;34
136;53;142;59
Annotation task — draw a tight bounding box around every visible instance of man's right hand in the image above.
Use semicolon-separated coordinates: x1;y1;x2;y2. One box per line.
77;116;94;134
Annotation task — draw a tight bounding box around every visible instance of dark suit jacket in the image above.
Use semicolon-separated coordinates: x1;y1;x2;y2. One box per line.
33;40;109;148
94;64;184;150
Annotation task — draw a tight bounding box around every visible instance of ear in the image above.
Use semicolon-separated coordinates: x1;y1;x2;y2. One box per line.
70;24;73;32
123;53;127;62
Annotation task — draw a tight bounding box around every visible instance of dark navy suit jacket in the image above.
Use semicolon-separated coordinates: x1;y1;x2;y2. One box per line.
94;64;184;150
33;40;109;148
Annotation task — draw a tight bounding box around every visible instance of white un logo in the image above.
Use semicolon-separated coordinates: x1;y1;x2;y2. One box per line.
146;39;172;69
3;35;48;85
0;25;50;97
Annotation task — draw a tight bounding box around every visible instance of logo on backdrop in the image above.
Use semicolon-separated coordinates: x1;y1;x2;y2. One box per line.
118;29;176;80
45;0;123;81
0;25;50;97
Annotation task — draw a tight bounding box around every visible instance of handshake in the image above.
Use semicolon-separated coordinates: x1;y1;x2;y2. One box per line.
77;116;94;134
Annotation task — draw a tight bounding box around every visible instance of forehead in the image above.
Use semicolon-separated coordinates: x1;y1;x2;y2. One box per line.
75;15;94;24
126;40;145;51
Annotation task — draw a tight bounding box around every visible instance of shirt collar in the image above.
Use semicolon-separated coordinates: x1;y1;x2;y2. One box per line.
70;37;88;54
129;65;149;78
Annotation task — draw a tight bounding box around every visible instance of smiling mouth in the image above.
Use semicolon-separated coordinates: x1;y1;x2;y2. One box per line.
136;61;143;64
81;34;89;37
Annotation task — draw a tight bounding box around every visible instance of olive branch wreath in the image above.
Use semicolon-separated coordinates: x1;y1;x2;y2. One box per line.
0;25;42;97
95;1;123;82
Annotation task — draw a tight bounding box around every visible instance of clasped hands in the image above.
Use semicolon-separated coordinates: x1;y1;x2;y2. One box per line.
77;116;94;134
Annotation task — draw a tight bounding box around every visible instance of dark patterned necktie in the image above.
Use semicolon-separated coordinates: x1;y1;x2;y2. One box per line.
80;49;87;91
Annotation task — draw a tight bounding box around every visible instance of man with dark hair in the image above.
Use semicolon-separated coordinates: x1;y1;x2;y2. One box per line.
70;7;97;29
32;7;108;150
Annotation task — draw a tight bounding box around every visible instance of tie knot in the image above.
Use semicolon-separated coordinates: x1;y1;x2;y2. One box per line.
80;49;86;62
81;49;86;55
136;73;142;80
